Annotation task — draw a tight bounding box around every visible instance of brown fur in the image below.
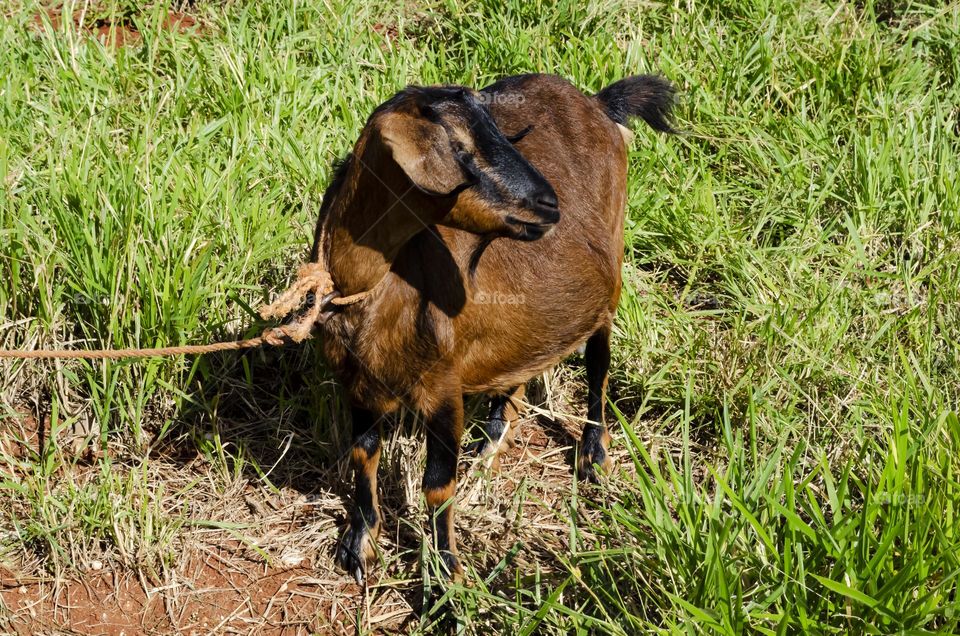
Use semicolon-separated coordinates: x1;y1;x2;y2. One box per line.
315;73;670;577
350;448;381;535
318;75;626;413
424;482;457;508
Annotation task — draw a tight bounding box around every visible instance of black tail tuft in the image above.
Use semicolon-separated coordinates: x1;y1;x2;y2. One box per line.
595;75;676;133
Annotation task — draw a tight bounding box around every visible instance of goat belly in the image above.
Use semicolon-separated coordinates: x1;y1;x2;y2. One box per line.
457;325;597;394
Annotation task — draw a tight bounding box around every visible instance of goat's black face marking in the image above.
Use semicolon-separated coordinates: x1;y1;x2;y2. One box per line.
375;85;559;241
458;99;556;215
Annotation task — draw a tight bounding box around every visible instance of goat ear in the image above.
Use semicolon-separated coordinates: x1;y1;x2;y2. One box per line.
378;112;465;196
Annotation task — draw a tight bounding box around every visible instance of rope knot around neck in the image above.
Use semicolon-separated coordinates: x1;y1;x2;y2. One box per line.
257;262;374;344
258;263;335;343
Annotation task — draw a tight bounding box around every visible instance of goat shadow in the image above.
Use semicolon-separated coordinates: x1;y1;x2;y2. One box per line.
163;321;632;625
162;333;506;618
167;338;346;490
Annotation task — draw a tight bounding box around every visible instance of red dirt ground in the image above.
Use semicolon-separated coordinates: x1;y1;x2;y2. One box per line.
0;550;358;634
31;6;200;48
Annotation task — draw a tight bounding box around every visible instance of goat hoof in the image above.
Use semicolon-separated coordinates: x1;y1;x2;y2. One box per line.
465;438;505;472
440;550;465;582
578;444;612;484
336;524;377;583
465;438;488;456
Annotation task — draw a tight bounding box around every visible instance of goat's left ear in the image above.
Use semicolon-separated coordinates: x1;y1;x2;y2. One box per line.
378;112;465;196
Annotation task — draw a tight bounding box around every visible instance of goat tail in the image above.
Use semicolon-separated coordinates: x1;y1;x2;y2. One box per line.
595;75;676;133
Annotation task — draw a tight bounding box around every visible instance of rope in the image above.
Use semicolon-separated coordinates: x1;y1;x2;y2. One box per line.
0;261;372;360
0;337;272;360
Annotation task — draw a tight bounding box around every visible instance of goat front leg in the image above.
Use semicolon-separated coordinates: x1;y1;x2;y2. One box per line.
423;396;465;580
336;405;382;584
579;325;614;483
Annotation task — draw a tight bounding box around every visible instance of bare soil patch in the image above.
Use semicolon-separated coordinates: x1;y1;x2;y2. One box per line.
0;367;659;634
31;5;200;48
2;552;342;634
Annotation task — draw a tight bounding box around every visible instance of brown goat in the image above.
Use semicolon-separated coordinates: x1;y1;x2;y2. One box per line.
307;73;674;581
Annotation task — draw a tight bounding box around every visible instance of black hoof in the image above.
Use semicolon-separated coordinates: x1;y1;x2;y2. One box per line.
579;458;603;484
336;524;375;584
439;550;464;582
578;431;611;484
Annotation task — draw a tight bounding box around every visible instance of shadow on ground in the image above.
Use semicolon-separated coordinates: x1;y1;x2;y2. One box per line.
1;329;650;634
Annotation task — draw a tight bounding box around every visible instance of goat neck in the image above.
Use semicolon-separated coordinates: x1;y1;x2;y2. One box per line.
317;137;448;300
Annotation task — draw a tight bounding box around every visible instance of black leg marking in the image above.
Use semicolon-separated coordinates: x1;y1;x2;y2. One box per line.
466;385;524;468
336;406;382;583
423;398;465;580
579;326;613;483
466;393;508;455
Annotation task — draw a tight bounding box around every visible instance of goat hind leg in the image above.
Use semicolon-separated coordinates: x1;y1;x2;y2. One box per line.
579;325;613;483
467;384;525;469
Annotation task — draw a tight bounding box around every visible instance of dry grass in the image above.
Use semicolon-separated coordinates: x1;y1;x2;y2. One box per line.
1;362;653;633
2;0;959;632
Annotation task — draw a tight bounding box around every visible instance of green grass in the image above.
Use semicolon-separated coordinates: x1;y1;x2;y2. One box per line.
1;0;959;633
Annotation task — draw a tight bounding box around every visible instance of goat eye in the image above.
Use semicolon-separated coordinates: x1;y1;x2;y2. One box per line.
421;104;441;121
452;144;475;167
505;125;534;144
456;151;480;178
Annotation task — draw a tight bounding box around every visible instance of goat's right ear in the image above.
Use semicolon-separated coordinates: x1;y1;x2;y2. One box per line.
377;112;466;196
